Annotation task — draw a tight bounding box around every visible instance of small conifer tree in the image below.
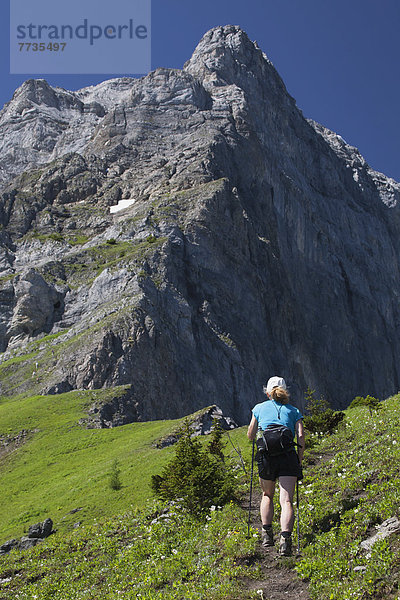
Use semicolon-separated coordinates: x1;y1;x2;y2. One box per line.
305;387;330;415
303;387;345;435
109;459;122;491
207;421;226;461
151;420;236;517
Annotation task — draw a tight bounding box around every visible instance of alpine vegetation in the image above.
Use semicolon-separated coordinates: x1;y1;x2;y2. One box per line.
1;395;400;599
151;421;237;517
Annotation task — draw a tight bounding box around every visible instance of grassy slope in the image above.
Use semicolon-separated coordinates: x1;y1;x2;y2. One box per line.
0;502;259;600
296;394;400;599
0;388;181;540
1;392;400;599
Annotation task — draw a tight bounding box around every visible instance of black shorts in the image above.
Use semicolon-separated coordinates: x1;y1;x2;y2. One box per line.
256;449;303;481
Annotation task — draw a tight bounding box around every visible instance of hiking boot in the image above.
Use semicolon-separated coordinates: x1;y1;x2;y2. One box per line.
261;526;274;547
279;531;292;556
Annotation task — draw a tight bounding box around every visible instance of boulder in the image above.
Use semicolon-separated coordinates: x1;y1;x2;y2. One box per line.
361;517;400;551
0;518;54;554
156;405;238;448
190;405;238;435
19;536;40;551
27;518;53;539
0;539;19;555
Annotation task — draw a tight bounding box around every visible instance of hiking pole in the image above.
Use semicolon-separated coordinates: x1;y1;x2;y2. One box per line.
247;439;255;538
296;480;300;555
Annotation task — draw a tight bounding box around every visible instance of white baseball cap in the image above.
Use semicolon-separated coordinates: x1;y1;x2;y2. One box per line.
265;376;287;394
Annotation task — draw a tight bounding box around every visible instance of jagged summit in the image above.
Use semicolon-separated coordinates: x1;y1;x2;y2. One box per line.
0;25;291;188
184;25;280;88
0;26;399;423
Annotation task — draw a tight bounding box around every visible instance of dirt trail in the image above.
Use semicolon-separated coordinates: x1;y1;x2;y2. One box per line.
240;490;310;600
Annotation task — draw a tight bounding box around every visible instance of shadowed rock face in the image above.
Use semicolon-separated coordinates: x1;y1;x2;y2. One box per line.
0;25;399;422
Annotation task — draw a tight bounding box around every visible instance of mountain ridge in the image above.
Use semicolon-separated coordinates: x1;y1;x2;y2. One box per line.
0;25;399;422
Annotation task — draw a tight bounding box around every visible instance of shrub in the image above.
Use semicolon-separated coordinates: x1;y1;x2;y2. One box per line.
303;387;345;435
349;395;381;416
151;421;236;517
304;409;345;435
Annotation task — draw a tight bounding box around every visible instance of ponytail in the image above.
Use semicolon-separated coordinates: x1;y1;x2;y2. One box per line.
270;386;290;405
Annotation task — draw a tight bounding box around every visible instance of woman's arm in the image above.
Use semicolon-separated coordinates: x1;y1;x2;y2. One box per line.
247;415;258;440
295;419;305;464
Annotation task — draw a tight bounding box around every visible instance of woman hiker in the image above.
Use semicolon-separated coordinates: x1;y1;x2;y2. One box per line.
247;376;304;556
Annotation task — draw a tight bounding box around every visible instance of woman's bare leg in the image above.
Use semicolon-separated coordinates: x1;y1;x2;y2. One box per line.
279;476;297;531
259;478;276;525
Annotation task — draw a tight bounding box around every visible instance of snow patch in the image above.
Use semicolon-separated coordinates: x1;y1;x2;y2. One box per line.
110;199;136;214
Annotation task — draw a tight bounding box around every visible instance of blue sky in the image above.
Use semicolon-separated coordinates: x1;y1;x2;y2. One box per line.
1;0;399;181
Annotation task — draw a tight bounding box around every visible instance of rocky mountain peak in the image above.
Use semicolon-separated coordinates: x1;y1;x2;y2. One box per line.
184;25;274;87
4;77;106;122
0;26;399;424
11;78;70;110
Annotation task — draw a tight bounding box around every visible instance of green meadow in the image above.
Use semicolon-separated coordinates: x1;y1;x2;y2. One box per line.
0;388;182;540
1;390;400;599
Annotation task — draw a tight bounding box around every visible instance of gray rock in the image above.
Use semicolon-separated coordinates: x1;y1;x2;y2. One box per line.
79;386;139;429
0;538;19;555
360;517;400;551
27;517;53;539
6;268;63;345
156;405;238;448
0;25;399;423
19;536;40;550
190;405;238;436
0;518;53;554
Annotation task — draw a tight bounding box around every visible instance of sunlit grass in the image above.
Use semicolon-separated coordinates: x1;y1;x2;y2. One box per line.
296;394;400;599
0;501;259;600
2;388;400;600
0;388;181;540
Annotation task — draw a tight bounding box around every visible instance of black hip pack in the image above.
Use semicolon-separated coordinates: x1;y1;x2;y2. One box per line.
256;424;297;457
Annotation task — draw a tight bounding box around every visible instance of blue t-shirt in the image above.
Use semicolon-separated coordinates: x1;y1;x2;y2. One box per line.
252;400;303;436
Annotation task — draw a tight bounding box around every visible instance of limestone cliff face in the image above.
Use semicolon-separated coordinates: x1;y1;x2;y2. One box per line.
0;25;399;422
